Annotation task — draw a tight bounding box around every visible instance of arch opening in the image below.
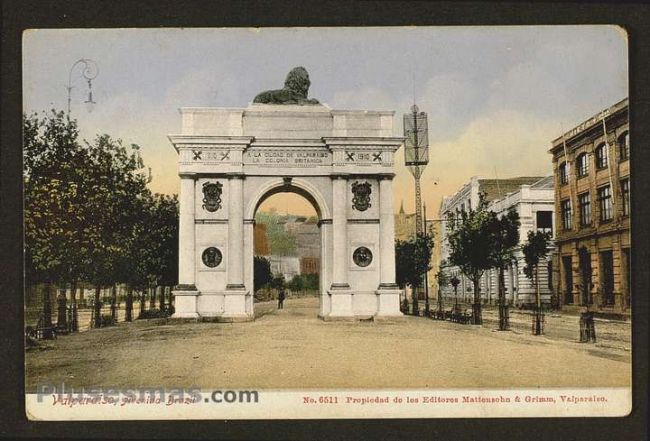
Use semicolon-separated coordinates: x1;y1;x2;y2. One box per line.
250;185;324;317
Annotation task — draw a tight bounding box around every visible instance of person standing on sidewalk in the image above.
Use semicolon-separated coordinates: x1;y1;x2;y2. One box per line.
278;286;286;309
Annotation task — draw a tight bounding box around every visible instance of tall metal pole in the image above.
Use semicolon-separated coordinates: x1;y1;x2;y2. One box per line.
413;105;423;235
423;203;430;316
412;105;421;315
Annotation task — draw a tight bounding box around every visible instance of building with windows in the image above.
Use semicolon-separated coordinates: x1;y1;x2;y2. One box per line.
438;175;555;307
550;98;630;317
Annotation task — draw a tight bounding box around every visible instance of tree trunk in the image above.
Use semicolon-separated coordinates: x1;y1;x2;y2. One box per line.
125;286;133;322
150;286;156;309
79;285;85;307
536;263;541;310
111;284;118;322
42;282;54;338
533;263;543;335
70;280;78;332
159;286;166;311
411;286;420;316
56;286;68;331
472;277;482;325
139;289;146;318
497;266;509;331
94;286;102;328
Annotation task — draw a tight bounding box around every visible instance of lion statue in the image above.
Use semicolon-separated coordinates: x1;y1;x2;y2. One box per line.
253;66;320;105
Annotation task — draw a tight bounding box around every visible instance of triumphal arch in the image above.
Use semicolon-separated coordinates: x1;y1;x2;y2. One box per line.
170;67;404;321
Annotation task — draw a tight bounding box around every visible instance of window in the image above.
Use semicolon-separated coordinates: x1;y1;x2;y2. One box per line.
595;143;608;169
576;153;589;178
579;192;591;226
618;132;629;161
621;179;630;216
559;162;568;185
561;199;572;230
597;185;613;222
536;210;553;233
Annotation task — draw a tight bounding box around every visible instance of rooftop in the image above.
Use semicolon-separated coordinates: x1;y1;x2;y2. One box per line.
478;176;545;202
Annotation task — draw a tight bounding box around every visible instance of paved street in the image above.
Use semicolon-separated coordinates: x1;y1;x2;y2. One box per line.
26;297;631;392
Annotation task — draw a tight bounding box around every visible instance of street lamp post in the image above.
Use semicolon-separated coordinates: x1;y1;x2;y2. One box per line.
67;58;99;114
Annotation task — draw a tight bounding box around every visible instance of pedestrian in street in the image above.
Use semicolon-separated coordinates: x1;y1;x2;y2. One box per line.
278;286;286;310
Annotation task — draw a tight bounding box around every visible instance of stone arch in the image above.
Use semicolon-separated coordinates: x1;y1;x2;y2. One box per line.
245;177;332;220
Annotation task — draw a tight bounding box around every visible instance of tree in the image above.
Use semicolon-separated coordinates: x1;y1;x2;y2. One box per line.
395;232;434;315
287;275;304;293
445;196;494;325
254;256;273;292
302;273;319;290
486;209;521;330
435;270;450;310
24;110;90;336
522;230;552;335
24;109;178;330
270;274;286;291
80;134;150;327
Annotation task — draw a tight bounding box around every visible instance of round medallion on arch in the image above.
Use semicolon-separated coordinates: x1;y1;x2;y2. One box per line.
353;246;373;267
202;247;223;268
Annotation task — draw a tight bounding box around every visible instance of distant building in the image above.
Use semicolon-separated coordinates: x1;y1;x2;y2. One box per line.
395;201;417;241
254;223;270;256
549;98;630;317
438;175;555;307
300;257;320;275
255;213;320;278
268;256;301;281
292;217;320;259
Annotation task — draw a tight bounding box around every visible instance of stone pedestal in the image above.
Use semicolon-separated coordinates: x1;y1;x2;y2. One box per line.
375;286;403;318
221;287;253;322
172;285;200;318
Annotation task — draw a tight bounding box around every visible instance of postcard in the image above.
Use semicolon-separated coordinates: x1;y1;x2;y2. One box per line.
23;26;631;420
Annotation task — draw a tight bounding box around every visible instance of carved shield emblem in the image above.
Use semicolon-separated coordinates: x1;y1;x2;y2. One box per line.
202;181;223;212
351;181;372;211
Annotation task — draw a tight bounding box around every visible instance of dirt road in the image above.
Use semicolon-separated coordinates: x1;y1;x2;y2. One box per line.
26;297;631;391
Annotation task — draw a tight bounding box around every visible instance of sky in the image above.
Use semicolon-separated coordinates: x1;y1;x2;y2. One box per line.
23;26;628;217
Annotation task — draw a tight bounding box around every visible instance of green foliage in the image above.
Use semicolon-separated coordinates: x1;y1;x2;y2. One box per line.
288;274;304;292
287;273;319;291
435;271;450;289
270;274;286;290
23;110;179;299
255;211;297;256
253;256;273;292
486;209;521;305
523;230;552;281
445;197;494;289
24;110;88;285
395;232;435;289
486;209;521;268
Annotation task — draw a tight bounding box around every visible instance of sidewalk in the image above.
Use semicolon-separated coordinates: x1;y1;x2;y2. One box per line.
450;303;631;355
